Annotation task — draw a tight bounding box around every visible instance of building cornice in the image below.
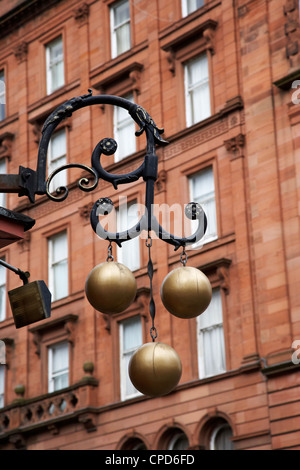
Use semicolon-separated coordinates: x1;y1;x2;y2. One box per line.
0;0;62;37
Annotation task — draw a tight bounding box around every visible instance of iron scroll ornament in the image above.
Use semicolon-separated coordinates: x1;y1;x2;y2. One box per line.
37;90;207;250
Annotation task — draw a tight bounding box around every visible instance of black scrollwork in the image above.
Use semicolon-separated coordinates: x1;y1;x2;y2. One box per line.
46;163;98;202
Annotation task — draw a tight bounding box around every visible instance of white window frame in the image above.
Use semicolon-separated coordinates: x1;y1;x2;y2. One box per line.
0;258;6;322
116;199;140;272
0;69;5;121
113;93;136;161
110;0;131;59
0;366;4;408
197;287;226;379
45;36;64;95
48;128;67;193
184;54;211;127
189;166;217;246
48;342;69;393
182;0;204;17
0;159;6;208
48;231;68;302
119;316;143;400
210;424;234;450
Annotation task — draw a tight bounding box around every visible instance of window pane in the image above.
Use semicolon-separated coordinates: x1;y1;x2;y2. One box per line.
46;36;64;94
0;70;5;121
117;200;140;271
0;366;4;407
123;316;143;351
189;167;217;244
0;159;6;207
120;317;142;399
49;232;68;301
111;0;131;58
48;129;67;192
182;0;204;16
49;342;69;392
185;55;210;126
114;94;135;161
0;260;6;322
197;289;226;378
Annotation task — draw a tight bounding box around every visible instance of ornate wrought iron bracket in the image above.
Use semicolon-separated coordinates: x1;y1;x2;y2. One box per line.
0;90;207;249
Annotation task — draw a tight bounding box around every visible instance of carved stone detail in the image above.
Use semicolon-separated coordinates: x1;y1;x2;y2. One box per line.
74;3;89;26
0;132;14;160
13;42;28;64
284;0;300;67
155;169;167;194
224;134;245;160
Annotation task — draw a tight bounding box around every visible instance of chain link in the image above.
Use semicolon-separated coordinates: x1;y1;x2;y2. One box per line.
180;246;187;266
106;241;114;262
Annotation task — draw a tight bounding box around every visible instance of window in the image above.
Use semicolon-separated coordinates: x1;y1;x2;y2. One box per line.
0;366;4;407
0;159;6;208
48;342;69;392
117;200;140;271
45;36;64;95
0;69;5;121
197;288;226;378
48;231;68;301
0;259;6;322
182;0;204;17
184;54;211;127
110;0;131;58
210;423;234;450
189;166;217;245
119;316;142;400
114;93;136;161
168;430;189;450
48;128;67;193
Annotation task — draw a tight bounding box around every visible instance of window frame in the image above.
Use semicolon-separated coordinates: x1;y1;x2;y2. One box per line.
0;68;5;122
48;341;69;393
119;315;143;401
0;256;6;322
184;53;211;127
0;365;5;408
197;286;226;379
181;0;205;17
113;92;136;161
48;127;67;193
110;0;131;59
45;35;65;95
116;198;141;272
48;230;69;302
188;165;218;246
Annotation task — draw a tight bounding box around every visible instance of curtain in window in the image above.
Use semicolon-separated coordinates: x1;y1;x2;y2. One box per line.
121;317;142;399
185;55;210;126
49;342;69;392
49;232;68;301
48;129;67;193
117;200;140;271
46;37;64;94
198;288;226;378
0;260;6;322
111;0;131;57
0;367;4;407
114;93;136;161
189;167;217;243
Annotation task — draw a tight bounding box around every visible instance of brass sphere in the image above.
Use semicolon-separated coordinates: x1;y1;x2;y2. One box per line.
129;342;182;397
161;266;212;319
85;261;137;314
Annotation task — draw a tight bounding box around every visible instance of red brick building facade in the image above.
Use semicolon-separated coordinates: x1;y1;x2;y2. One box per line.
0;0;299;450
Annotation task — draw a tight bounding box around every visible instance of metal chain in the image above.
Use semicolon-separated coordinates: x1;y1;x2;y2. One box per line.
106;241;114;262
146;232;157;341
180;246;187;267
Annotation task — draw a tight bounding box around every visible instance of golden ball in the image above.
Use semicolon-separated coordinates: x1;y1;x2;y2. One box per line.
85;262;137;314
129;342;182;397
161;266;212;319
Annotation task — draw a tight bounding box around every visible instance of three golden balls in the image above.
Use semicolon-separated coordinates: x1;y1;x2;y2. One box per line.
161;266;212;319
129;342;182;397
85;261;137;314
